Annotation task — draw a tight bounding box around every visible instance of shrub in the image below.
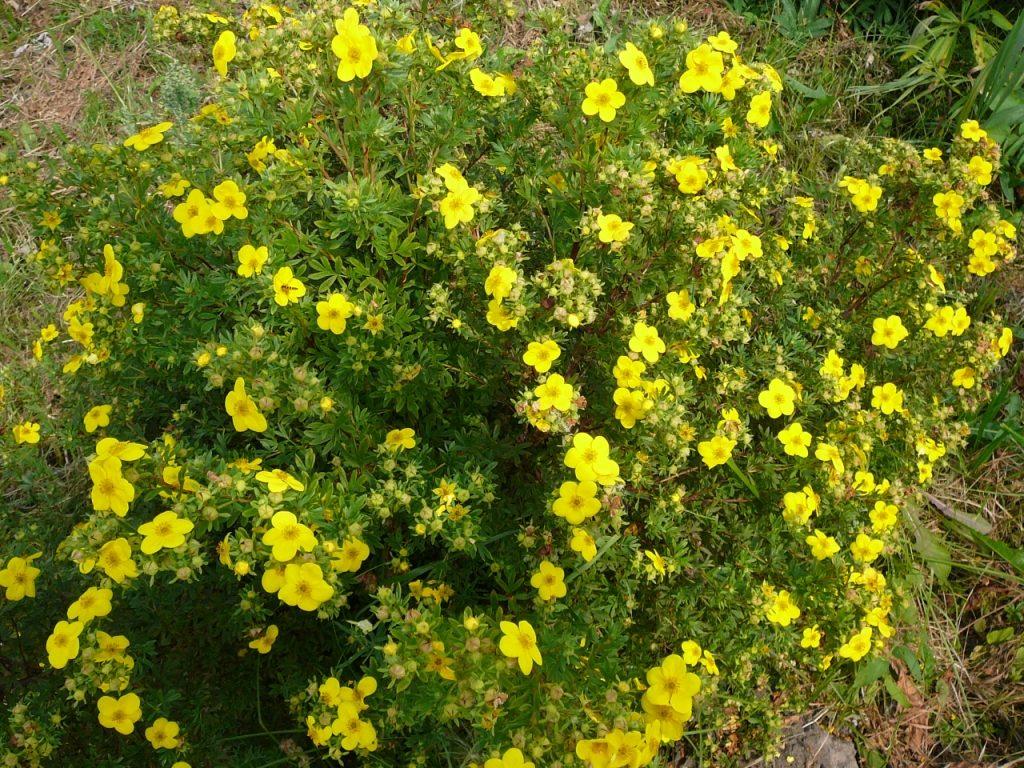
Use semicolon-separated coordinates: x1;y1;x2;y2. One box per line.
0;2;1018;766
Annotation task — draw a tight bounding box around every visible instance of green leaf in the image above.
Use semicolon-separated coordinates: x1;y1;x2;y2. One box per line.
893;645;923;681
907;507;953;583
786;76;828;100
884;674;911;708
853;657;890;689
965;528;1024;576
986;627;1015;645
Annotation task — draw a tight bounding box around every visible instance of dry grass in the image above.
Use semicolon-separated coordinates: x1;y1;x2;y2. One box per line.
0;35;149;135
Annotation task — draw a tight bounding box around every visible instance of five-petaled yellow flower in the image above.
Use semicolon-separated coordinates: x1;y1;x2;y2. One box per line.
98;693;143;735
123;122;172;151
499;619;542;674
212;31;236;77
225;377;268;433
581;78;626;122
332;8;379;82
272;266;306;306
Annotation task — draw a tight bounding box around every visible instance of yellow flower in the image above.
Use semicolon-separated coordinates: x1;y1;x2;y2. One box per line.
237;244;268;277
618;42;654;86
814;442;844;474
871;315;908;349
384;427;416;451
570;528;597;561
671;157;708;194
581;78;626;122
449;27;483;62
272;266;306;306
96;437;146;462
439;184;482;228
263;511;317;561
614;387;651;429
498;620;542;674
805;529;839;559
225;377;268;433
172;190;221;238
316;293;356;333
925;305;970;337
746;91;772;128
777;422;812;457
596;213;634;244
552;480;601;524
960;119;987;142
145;718;181;750
485;748;535;768
396;32;416;54
523;339;561;373
211;179;248;220
708;30;737;53
629;321;665;363
765;590;800;626
98;693;143;735
839;176;882;212
564;433;620;486
758;378;797;418
850;532;884;563
932;190;964;227
968;228;999;257
139;511;194;554
952;366;976;389
89;457;135;516
278;562;334;611
12;421;41;444
123;121;173;151
248;624;279;654
530;560;567;601
94;630;130;662
698;435;735;468
331;8;378;82
719;66;747;100
679;44;724;93
67;586;113;623
645;549;667;575
870;382;904;415
666;290;695;320
800;626;822;648
0;555;41;601
715;144;737;172
966;155;993;185
46;620;83;668
870;501;899;533
485;264;518;300
645;654;701;712
613;355;646;388
469;68;508;97
838;626;873;661
255;468;304;493
923;147;942;162
333;537;370;572
212;31;237;77
84;404;112;433
782;487;818;525
158;174;189;197
97;538;138;583
535;373;574;412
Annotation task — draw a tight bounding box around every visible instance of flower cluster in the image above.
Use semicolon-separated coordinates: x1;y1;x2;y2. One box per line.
0;2;1018;765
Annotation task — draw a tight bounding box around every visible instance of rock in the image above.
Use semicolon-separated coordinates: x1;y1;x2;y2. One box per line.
769;722;859;768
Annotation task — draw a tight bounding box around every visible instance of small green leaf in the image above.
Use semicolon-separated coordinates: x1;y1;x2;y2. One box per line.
908;507;952;583
853;657;889;689
986;627;1015;645
884;674;911;708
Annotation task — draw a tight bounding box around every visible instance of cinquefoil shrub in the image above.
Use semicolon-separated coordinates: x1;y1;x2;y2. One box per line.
0;2;1019;766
